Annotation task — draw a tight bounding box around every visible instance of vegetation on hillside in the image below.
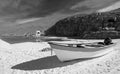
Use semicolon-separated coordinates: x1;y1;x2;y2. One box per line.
45;9;120;39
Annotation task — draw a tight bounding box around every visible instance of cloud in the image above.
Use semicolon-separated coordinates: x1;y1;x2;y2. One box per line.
0;0;119;18
29;0;85;17
29;0;119;17
98;1;120;12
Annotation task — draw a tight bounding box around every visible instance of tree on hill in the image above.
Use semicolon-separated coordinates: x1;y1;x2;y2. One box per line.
45;10;120;38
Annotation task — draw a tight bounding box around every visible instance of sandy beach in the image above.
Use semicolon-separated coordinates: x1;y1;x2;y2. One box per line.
1;39;120;74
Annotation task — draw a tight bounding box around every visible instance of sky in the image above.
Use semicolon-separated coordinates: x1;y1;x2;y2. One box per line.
27;0;120;17
0;0;119;19
0;0;120;35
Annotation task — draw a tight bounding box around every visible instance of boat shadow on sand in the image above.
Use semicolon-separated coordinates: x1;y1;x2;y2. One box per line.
12;55;103;71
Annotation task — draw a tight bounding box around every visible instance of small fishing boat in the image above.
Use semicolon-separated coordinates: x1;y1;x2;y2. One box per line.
48;41;116;62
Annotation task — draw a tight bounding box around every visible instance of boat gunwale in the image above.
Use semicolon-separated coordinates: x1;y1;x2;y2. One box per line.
48;42;116;52
49;42;115;48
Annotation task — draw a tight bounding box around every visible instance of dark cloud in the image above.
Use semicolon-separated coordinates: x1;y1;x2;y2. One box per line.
29;0;85;17
28;0;119;17
0;0;119;18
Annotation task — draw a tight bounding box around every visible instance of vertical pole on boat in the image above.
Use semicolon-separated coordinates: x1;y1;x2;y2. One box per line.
51;48;53;56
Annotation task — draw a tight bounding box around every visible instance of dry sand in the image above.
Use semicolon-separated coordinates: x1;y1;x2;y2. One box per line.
0;39;120;74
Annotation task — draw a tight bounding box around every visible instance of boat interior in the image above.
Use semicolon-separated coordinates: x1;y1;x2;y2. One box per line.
49;42;114;48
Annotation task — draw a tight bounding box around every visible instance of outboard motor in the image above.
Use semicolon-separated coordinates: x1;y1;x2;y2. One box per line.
104;37;113;45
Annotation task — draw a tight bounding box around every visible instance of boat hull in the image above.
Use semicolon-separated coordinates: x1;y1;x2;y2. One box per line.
49;43;116;62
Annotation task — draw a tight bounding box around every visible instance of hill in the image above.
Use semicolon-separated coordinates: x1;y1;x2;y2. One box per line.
45;8;120;39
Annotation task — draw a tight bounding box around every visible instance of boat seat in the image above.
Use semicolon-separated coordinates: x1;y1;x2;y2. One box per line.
76;44;85;48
